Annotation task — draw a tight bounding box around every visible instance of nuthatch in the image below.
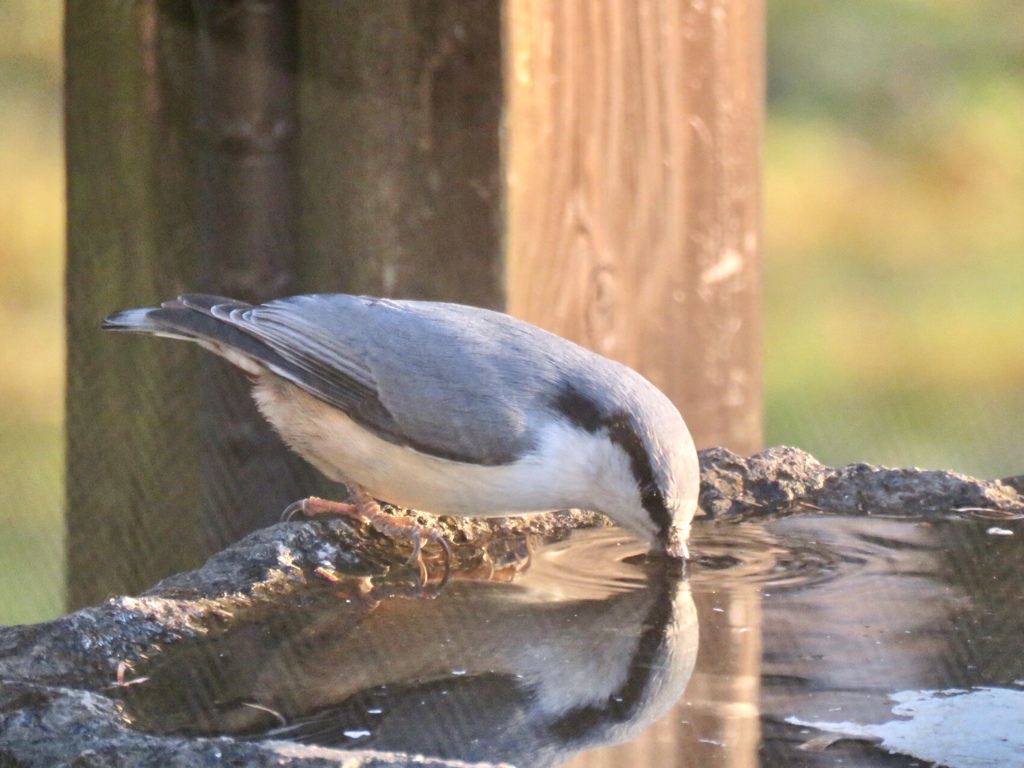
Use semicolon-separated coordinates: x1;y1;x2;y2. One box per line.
104;294;699;562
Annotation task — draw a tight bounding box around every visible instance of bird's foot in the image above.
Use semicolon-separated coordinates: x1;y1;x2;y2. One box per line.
283;495;451;588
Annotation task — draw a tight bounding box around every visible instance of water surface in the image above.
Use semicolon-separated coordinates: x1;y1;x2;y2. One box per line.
121;514;1024;767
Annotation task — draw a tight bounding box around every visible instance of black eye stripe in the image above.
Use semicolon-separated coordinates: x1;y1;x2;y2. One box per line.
550;383;605;432
606;420;672;536
551;385;673;541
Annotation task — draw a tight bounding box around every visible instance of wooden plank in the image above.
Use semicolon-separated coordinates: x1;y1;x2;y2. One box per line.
65;0;204;606
298;0;505;306
66;0;320;607
190;0;327;553
507;0;763;453
66;0;506;605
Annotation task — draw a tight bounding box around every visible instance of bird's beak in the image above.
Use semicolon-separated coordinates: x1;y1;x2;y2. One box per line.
662;528;690;561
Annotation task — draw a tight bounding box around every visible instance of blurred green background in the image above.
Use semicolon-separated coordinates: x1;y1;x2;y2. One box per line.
0;0;64;624
1;0;1022;623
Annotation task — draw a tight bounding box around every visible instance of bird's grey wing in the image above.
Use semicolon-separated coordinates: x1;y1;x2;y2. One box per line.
105;295;406;445
200;296;381;410
211;295;542;465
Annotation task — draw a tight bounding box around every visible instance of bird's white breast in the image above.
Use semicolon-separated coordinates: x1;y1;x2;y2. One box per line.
252;374;650;540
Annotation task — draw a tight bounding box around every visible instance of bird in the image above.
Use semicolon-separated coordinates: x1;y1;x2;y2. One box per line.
103;293;700;570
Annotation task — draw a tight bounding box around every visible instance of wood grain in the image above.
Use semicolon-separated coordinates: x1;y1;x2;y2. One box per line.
507;0;763;453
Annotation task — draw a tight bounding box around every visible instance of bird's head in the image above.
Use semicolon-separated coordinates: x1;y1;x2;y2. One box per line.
550;380;699;561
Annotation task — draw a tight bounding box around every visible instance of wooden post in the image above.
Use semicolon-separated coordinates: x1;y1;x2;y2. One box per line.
65;0;204;607
508;9;764;761
66;0;761;605
507;0;763;454
190;0;324;552
65;0;322;607
297;1;504;306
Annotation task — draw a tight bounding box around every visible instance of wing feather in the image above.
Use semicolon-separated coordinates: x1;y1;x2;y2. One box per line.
132;294;563;464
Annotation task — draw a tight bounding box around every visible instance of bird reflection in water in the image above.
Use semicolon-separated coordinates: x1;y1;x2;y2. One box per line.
119;529;698;768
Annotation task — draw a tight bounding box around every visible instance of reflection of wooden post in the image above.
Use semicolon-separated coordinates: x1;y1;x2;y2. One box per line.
507;0;763;454
682;583;762;768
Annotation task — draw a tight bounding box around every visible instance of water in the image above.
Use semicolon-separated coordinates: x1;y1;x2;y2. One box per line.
119;515;1024;767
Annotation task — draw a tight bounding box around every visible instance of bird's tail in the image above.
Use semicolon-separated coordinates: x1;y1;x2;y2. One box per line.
103;294;287;377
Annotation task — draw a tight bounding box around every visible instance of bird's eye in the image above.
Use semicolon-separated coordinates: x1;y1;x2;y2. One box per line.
639;482;663;506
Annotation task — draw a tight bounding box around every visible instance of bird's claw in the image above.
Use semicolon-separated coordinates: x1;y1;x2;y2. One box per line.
281;499;307;522
405;528;423;565
284;496;452;589
367;513;451;589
